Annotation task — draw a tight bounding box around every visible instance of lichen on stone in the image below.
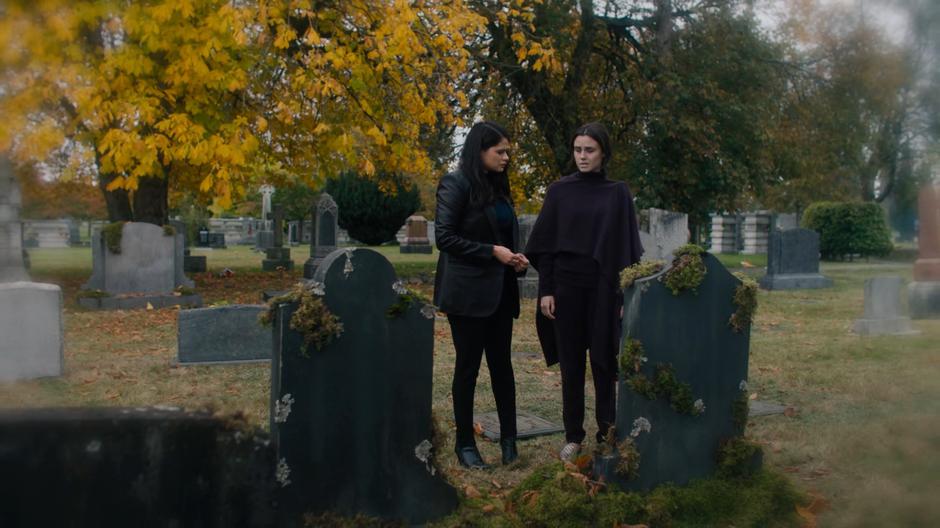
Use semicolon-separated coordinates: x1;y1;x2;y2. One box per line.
729;272;758;333
662;243;707;295
259;282;344;357
619;260;665;290
102;221;126;254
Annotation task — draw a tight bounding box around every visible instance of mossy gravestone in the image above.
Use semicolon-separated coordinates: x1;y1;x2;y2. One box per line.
606;253;751;491
269;248;456;525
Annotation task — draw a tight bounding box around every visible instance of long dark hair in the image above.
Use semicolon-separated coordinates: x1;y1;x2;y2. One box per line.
570;122;612;171
459;121;512;207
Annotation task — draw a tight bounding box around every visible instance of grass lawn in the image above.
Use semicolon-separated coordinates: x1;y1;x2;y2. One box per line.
4;246;939;526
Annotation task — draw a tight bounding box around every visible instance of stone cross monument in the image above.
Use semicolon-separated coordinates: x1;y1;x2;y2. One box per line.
304;192;339;279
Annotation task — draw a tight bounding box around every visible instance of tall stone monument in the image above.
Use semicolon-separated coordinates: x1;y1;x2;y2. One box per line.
909;183;940;318
709;214;740;254
261;204;293;271
303;192;338;279
256;184;275;250
0;156;64;382
399;215;433;254
0;157;29;282
742;212;771;254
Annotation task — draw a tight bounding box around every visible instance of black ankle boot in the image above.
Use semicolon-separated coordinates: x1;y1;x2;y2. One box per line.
455;445;489;469
500;437;518;465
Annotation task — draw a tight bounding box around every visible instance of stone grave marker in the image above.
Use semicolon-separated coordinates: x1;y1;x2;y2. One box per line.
270;248;457;524
177;305;271;364
0;157;29;282
639;207;689;261
605;252;752;490
709;214;741;254
910;184;940;318
79;222;201;310
23;220;70;248
518;214;539;298
742;212;771;254
0;282;63;382
262;205;293;271
256;185;276;250
400;215;432;254
853;276;918;336
172;219;207;274
303;192;339;278
474;411;563;442
759;228;832;290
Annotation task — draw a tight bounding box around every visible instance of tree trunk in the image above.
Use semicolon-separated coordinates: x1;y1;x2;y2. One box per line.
98;171;133;222
133;176;168;226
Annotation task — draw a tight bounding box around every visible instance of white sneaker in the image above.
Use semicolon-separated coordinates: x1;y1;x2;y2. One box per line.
559;442;581;462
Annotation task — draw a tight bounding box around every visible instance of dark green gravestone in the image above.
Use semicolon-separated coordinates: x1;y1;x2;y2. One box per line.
270;248;457;525
607;253;750;491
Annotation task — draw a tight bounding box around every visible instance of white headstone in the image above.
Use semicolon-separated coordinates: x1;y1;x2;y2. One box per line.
853;276;918;335
0;282;63;382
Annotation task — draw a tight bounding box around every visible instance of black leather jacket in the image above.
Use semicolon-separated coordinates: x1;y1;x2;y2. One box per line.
432;171;520;317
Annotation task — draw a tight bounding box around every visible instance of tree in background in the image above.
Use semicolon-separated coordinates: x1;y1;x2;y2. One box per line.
0;0;482;225
324;172;420;246
271;184;319;242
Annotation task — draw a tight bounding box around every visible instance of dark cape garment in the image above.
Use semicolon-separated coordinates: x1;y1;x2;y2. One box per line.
524;171;644;370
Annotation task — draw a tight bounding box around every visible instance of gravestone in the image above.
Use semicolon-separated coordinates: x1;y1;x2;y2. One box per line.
303;192;339;279
909;184;940;319
0;158;29;282
270;248;457;524
262;205;293;271
852;276;918;336
256;185;275;250
23;220;70;248
603;253;751;490
742;212;771;254
400;215;432;254
518;214;539;298
177;305;271;364
759;228;832;290
68;220;82;246
79;222;201;310
709;215;740;254
639;208;689;261
0;407;275;527
474;411;563;442
0;282;63;382
172;219;207;274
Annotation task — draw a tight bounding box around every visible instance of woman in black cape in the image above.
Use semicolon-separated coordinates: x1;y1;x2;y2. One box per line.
524;122;643;461
433;121;529;469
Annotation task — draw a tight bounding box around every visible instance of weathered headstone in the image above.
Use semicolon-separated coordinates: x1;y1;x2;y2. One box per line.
0;157;29;282
303;192;339;279
773;212;799;231
270;248;457;524
910;184;940;319
262;205;293;272
742;212;771;254
68;220;82;246
0;407;275;527
256;185;276;250
759;228;832;290
853;276;918;336
639;208;689;261
400;215;433;254
709;214;741;254
22;220;70;248
474;411;563;442
177;305;271;364
79;222;201;310
0;282;63;382
603;253;751;490
518;214;539;298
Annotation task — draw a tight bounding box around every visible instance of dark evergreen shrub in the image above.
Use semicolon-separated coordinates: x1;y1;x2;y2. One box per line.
324;171;421;245
801;202;893;260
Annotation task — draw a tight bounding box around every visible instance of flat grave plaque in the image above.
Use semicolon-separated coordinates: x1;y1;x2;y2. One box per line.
474;411;563;442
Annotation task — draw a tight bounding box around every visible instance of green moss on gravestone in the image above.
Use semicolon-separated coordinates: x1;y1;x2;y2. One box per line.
595;427;641;480
386;289;429;318
619;338;647;377
732;387;750;433
730;272;759;333
260;283;344;357
619;260;665;289
162;224;176;236
663;243;707;295
102;221;126;254
174;285;196;297
626;363;702;416
717;437;764;479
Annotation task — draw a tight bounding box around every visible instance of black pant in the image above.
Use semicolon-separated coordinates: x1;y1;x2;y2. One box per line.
447;286;517;448
554;280;618;444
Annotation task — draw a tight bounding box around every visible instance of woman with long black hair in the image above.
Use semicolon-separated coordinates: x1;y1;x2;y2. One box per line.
433;121;529;469
525;122;644;462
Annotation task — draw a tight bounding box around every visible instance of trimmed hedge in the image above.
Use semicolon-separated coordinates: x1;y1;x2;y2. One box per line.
800;202;893;260
324;171;421;246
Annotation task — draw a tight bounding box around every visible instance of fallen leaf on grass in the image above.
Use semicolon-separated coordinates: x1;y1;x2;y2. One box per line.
490;480;502;489
521;490;539;507
473;422;484;436
749;392;759;400
464;485;481;499
741;260;754;268
481;504;495;513
783;466;801;473
796;505;817;528
784;406;799;418
146;302;154;310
